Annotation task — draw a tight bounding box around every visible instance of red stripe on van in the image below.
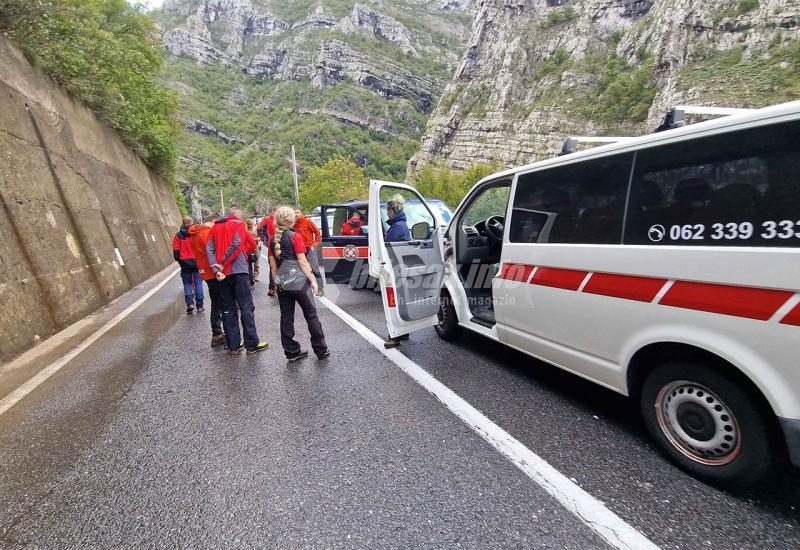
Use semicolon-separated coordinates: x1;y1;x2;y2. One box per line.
780;303;800;326
582;273;668;303
530;267;588;291
659;281;793;321
500;263;534;282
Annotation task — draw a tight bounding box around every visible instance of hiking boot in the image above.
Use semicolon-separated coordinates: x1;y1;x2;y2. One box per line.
186;306;194;314
267;288;276;297
197;306;205;313
384;338;400;349
287;350;309;362
317;350;330;360
211;334;226;348
246;342;269;355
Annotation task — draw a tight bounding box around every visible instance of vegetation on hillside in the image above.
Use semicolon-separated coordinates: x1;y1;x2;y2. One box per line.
678;39;800;107
165;59;420;215
0;0;178;173
0;0;185;212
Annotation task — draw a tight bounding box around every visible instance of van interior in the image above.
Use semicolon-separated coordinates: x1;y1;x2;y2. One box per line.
453;180;512;326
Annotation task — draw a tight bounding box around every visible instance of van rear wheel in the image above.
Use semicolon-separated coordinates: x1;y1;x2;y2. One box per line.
434;293;462;341
640;362;775;487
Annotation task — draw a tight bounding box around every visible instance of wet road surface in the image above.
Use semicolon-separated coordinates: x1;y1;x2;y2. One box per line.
0;267;798;549
325;283;800;550
1;271;604;548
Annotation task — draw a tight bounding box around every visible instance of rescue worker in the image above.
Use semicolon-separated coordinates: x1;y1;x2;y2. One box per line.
245;218;261;285
341;213;365;236
383;195;411;348
188;215;226;348
172;216;204;314
207;208;269;356
268;206;329;362
257;206;277;296
294;208;324;296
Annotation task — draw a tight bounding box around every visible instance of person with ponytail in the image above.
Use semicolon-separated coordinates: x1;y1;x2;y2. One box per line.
268;206;330;361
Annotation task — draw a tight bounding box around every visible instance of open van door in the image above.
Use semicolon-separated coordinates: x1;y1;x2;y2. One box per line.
368;180;445;338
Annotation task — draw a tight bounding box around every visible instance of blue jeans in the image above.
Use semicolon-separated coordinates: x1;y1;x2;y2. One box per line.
180;270;204;308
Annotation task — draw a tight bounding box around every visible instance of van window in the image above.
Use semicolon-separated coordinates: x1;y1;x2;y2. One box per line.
509;153;633;244
624;120;800;246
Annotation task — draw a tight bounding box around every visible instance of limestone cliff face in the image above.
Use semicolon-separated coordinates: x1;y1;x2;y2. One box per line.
159;0;473;113
411;0;800;172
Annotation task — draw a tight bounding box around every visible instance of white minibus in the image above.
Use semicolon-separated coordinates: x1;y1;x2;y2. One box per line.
368;101;800;486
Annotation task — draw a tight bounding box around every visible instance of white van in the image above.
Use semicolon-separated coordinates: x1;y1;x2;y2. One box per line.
368;101;800;486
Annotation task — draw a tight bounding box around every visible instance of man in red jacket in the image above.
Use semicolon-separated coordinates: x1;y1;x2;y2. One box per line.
172;217;204;314
188;215;226;348
207;209;269;356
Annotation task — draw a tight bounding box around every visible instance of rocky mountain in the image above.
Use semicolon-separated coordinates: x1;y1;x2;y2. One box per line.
152;0;475;214
410;0;800;173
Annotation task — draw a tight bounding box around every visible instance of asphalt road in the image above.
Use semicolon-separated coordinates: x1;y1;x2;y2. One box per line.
1;270;604;549
324;283;800;549
0;268;798;549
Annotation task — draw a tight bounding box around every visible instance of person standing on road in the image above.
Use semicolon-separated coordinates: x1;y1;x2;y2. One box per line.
188;215;226;349
293;208;324;296
207;209;269;356
173;216;204;314
246;218;261;286
383;195;411;349
268;206;329;362
258;206;277;297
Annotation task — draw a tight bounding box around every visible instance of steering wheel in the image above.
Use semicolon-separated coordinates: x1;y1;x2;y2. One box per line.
485;215;505;243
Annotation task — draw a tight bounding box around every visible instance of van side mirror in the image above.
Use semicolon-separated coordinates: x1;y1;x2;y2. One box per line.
411;221;431;240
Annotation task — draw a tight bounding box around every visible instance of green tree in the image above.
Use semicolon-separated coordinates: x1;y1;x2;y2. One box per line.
0;0;178;175
300;156;369;211
411;162;500;208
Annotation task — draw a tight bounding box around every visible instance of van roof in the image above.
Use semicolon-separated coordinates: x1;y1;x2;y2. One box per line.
475;100;800;186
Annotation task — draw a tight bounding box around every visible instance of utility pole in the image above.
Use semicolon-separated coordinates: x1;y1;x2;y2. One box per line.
291;144;299;209
220;189;225;214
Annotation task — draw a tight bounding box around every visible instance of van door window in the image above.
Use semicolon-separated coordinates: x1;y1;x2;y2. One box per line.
331;207;366;236
624;120;800;247
509;153;634;244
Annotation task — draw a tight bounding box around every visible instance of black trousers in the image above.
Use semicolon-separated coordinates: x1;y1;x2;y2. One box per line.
218;273;260;349
204;278;224;337
277;282;327;357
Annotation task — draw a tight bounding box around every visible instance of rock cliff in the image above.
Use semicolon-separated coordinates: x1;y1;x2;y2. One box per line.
411;0;800;172
153;0;476;212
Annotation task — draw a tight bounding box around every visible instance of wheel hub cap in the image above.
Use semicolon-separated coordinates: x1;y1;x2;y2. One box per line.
655;380;741;466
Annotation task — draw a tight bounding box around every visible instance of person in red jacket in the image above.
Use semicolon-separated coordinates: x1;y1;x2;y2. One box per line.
294;208;324;295
206;209;268;356
340;213;365;236
172;216;204;314
257;206;277;296
188;215;226;348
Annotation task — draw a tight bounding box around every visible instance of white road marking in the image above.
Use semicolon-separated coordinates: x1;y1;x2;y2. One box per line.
318;295;660;550
0;269;179;417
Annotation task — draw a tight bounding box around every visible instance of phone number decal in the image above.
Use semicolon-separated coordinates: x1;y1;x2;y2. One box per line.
648;221;800;242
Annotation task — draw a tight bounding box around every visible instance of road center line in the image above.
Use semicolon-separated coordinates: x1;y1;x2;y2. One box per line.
0;268;180;417
318;295;660;550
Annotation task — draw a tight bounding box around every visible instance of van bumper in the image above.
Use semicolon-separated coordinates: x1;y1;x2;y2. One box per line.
779;417;800;467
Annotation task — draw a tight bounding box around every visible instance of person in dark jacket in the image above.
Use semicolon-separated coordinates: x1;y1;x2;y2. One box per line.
383;196;411;348
172;216;204;314
268;206;329;362
384;196;410;242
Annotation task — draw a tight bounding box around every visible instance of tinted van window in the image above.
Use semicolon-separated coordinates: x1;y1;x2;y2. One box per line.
509;153;633;244
625;120;800;246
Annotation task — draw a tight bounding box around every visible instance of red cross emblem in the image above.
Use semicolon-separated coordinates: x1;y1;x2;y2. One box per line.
342;244;360;262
